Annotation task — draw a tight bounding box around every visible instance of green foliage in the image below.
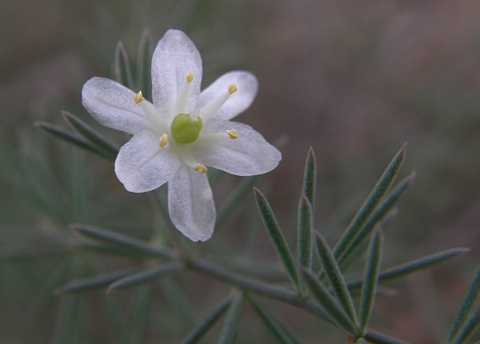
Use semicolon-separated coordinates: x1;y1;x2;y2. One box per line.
4;31;480;344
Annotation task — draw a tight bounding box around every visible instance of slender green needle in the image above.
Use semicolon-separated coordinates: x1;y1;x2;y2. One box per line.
62;111;119;157
71;224;174;260
254;187;300;289
56;267;142;294
114;41;134;89
218;293;244;344
339;172;415;267
333;144;406;260
34;121;112;160
348;248;469;292
298;196;313;268
182;296;233;344
359;230;383;332
300;267;358;335
448;263;480;342
303;147;317;207
451;301;480;344
247;295;300;344
315;232;359;328
107;262;183;292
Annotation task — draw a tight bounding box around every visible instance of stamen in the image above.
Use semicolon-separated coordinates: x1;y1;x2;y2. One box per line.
159;134;169;148
228;83;238;94
174;71;194;114
197;83;238;123
194;164;207;173
134;91;144;104
226;129;238;139
186;71;194;83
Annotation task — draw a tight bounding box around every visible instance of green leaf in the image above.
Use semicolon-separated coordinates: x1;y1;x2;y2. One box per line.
359;230;383;332
108;262;183;291
303;147;316;207
338;172;415;268
114;41;134;89
247;295;300;344
315;232;358;328
333;143;406;260
131;285;152;344
182;296;233;344
73;241;148;258
53;293;85;344
56;268;142;294
254;188;300;289
62;111;119;157
300;267;358;335
218;293;244;344
34;121;112;160
348;248;469;292
298;196;313;268
451;302;480;344
136;29;153;101
71;224;174;260
448;264;480;342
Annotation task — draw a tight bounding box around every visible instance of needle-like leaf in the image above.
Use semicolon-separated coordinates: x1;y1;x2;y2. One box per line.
218;293;244;344
359;230;383;332
300;267;358;335
298;196;313;268
182;296;233;344
62;111;119;157
70;224;174;260
315;232;358;327
254;188;300;289
114;41;134;89
108;262;183;292
348;248;469;292
448;263;480;343
333;144;406;260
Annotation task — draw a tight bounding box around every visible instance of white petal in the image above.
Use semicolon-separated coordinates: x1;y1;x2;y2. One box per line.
82;77;150;135
196;71;258;121
168;164;216;241
151;30;202;120
115;130;181;193
201;121;281;176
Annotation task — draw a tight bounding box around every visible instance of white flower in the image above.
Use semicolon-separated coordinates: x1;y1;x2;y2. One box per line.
82;29;281;241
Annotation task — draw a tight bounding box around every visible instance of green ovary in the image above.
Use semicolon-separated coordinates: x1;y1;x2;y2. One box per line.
170;113;203;144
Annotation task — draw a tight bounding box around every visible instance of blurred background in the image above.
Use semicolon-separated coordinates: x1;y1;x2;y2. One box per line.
1;0;480;343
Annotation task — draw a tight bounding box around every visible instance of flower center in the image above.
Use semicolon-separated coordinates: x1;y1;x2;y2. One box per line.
170;113;203;144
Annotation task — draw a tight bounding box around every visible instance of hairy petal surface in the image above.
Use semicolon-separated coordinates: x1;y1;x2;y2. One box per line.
168;164;216;241
82;77;149;135
197;71;258;121
202;121;281;176
151;30;202;120
115;130;181;193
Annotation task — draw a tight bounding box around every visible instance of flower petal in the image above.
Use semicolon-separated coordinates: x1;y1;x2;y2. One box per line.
151;30;202;120
82;77;150;135
115;130;181;192
168;164;216;241
201;121;281;176
196;71;258;121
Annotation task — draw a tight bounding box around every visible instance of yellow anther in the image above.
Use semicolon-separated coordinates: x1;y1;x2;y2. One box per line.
186;71;194;83
226;129;238;139
228;83;238;94
159;134;169;148
194;164;207;173
134;91;145;104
